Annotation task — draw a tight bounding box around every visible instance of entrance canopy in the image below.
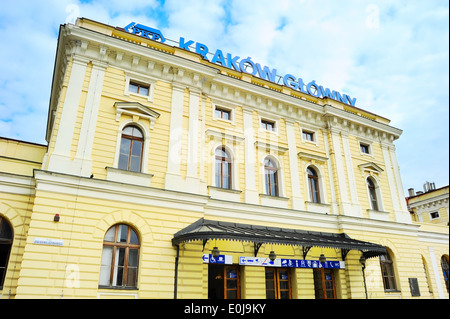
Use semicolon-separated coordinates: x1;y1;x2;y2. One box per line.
172;218;386;259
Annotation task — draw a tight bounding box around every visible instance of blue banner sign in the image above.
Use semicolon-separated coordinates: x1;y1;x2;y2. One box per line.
239;256;345;269
124;23;357;106
281;259;345;269
203;254;233;264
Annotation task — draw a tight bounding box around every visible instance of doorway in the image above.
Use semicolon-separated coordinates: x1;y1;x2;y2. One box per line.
208;264;240;299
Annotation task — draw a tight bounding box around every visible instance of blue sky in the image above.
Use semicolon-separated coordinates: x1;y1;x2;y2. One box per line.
0;0;448;195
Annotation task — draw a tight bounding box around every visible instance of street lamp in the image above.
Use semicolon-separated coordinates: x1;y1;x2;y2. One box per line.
269;251;277;261
211;246;220;258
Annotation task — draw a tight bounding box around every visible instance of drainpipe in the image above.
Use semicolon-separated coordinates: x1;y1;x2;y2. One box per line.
174;244;179;299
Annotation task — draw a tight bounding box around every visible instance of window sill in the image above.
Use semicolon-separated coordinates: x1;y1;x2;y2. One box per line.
367;209;390;221
208;186;242;202
305;201;330;214
98;285;139;290
259;194;289;209
106;166;153;187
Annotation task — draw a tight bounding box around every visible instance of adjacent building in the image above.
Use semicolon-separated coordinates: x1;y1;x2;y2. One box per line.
0;18;448;299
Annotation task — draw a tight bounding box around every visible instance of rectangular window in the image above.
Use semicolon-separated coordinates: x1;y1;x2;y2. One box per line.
430;211;440;220
261;119;276;132
129;81;150;96
302;130;315;142
215;107;231;121
265;268;291;299
314;269;336;299
360;143;370;154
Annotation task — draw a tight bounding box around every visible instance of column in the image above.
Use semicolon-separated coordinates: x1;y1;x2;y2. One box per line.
48;56;88;174
286;120;305;210
382;143;411;223
341;132;362;217
74;62;106;176
185;88;201;191
165;84;185;190
329;129;351;216
243;108;259;204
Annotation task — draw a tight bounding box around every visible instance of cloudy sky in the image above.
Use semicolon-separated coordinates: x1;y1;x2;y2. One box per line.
0;0;448;195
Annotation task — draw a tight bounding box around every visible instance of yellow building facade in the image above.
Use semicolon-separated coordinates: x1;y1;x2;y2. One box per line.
0;18;448;299
407;184;449;226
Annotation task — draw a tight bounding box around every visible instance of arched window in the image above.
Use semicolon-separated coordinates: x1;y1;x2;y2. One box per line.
307;167;320;203
441;255;449;293
367;177;379;211
215;147;231;189
118;125;144;172
0;217;13;289
99;224;140;288
379;251;397;291
264;157;278;196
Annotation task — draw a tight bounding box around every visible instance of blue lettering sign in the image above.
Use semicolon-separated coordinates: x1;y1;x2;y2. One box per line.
123;22;357;106
281;259;344;269
124;22;165;43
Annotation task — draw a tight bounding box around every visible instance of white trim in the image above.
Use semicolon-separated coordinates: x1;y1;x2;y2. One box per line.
260;154;285;198
97;292;138;299
258;112;279;136
165;85;185;189
52;58;87;156
365;174;385;213
330;131;349;203
210;143;239;191
113;120;150;174
124;71;156;102
300;127;319;147
286;121;304;210
304;164;327;205
243;109;258;204
342;132;360;208
75;63;106;176
187;89;200;179
358;138;374;157
212;101;236;125
429;247;445;299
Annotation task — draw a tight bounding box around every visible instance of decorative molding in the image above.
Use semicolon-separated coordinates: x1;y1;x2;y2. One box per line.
114;102;160;129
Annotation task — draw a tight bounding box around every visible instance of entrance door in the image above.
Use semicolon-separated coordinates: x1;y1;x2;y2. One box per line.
313;268;336;299
208;264;240;299
265;268;292;299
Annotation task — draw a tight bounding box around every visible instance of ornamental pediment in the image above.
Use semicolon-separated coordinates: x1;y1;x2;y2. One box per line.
114;102;160;128
358;162;384;174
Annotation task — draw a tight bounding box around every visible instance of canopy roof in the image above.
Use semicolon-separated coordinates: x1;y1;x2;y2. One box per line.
172;218;386;259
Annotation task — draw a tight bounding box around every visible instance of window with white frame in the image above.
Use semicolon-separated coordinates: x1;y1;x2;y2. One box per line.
124;74;155;102
430;211;440;220
99;224;140;289
129;81;149;96
302;130;315;142
214;106;232;121
118;125;145;173
367;177;379;211
264;157;279;196
215;146;232;189
307;167;321;203
261;118;276;132
360;142;371;155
